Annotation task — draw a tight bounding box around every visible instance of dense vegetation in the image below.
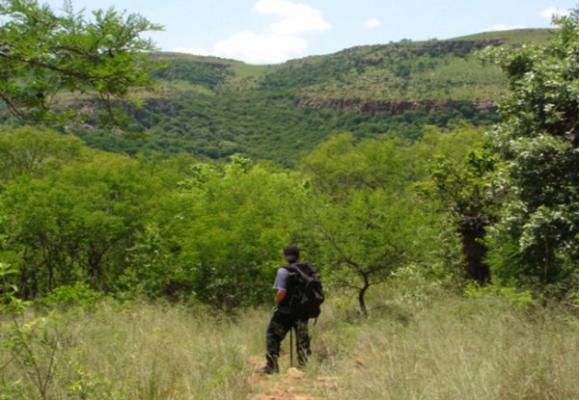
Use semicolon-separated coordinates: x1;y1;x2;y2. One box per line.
72;28;553;163
102;37;516;162
0;126;451;309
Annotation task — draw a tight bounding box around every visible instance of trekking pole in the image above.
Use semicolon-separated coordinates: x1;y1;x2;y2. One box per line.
289;327;294;368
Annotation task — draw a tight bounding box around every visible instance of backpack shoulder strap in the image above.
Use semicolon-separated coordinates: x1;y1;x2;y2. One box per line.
288;263;315;283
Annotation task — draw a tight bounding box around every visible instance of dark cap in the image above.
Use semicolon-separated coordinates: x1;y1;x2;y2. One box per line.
284;246;300;257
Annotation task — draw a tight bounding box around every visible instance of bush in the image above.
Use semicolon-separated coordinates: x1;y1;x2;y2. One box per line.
40;283;105;309
464;283;534;308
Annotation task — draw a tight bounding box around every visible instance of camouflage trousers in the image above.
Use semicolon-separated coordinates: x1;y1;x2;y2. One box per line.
266;311;311;366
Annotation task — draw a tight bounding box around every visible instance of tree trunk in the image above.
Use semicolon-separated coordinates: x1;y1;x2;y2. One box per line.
460;216;491;285
358;277;370;317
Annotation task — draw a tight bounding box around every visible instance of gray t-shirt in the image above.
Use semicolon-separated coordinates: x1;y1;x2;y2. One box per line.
273;268;290;291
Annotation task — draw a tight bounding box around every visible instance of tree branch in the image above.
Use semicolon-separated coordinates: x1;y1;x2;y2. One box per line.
0;90;25;119
0;52;94;81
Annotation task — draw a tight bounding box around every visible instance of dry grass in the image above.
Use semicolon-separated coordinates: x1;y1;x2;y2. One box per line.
311;298;579;400
0;296;578;400
0;302;262;399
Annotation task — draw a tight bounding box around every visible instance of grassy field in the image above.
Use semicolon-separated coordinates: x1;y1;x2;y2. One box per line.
1;291;578;400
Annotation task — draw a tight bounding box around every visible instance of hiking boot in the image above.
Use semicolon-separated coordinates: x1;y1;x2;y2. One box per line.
257;356;279;375
256;365;278;375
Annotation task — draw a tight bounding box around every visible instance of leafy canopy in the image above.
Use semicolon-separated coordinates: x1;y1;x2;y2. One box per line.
0;0;162;126
483;10;579;292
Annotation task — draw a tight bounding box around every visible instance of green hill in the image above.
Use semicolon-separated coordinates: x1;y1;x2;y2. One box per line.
453;28;554;44
69;29;552;163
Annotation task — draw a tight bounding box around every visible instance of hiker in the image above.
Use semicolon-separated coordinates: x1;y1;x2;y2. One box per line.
259;246;324;374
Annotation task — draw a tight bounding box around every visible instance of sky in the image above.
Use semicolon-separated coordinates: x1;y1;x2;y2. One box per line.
45;0;577;64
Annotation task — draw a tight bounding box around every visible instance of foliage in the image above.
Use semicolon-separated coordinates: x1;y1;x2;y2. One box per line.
132;157;309;308
152;57;233;89
463;283;534;308
430;142;501;284
0;126;85;185
302;134;447;315
431;148;499;222
40;282;104;310
0;108;574;311
0;145;166;297
0;19;552;162
69;88;492;164
0;260;19;308
0;0;162;126
10;30;555;162
310;189;430;316
0;125;470;312
483;10;579;295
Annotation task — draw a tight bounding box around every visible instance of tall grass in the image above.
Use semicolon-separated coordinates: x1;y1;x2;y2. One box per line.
313;297;579;400
1;295;578;399
0;302;263;400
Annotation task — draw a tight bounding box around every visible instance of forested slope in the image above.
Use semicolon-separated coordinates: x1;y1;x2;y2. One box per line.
68;29;553;163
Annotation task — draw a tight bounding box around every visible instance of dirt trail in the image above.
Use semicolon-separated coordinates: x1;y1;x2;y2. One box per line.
248;357;338;400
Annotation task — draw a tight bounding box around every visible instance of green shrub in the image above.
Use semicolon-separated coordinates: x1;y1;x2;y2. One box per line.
464;283;534;308
40;283;105;309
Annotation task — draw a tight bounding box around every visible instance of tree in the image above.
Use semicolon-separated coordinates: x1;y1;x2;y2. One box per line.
141;157;309;308
312;189;424;316
0;151;163;297
303;134;440;316
431;148;499;285
483;10;579;292
302;133;423;198
0;126;84;185
0;0;162;126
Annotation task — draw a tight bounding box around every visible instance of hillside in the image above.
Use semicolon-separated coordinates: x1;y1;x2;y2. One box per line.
453;28;554;44
68;29;552;162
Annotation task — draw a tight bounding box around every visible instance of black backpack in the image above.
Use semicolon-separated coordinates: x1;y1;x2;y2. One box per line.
285;263;325;319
